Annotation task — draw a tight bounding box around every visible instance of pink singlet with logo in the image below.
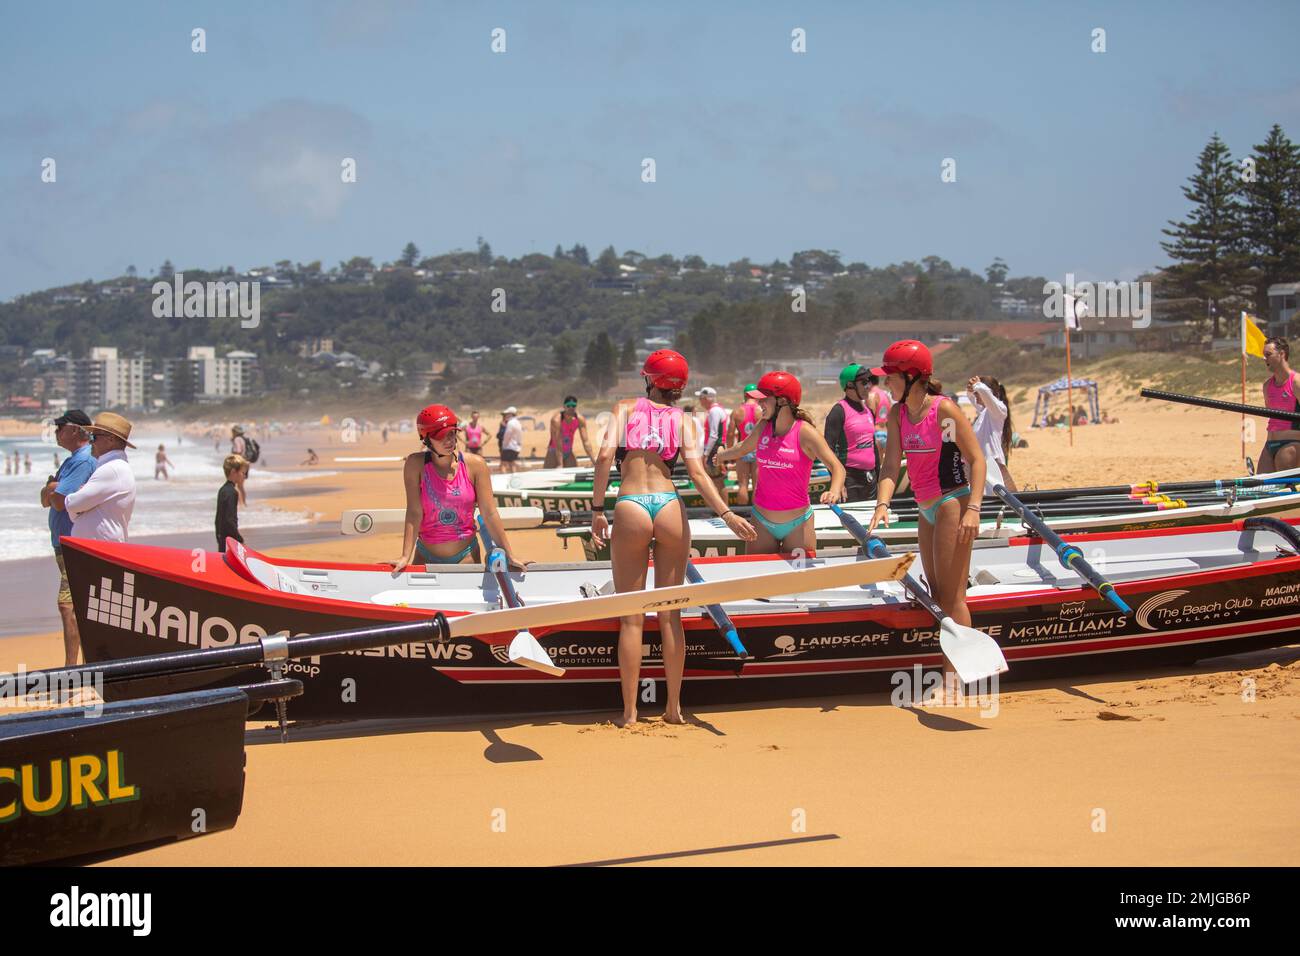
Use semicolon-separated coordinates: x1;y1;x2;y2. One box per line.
837;398;877;471
1264;372;1300;432
740;403;760;441
623;397;683;462
420;453;477;543
898;399;967;501
464;423;484;449
754;420;813;511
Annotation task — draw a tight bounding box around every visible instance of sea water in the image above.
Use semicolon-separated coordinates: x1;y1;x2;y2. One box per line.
0;432;332;563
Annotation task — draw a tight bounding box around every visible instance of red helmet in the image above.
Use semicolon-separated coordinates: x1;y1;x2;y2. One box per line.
642;349;689;390
871;340;932;378
757;370;802;406
416;404;459;441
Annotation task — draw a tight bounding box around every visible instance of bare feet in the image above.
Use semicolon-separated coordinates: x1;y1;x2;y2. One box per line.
663;706;687;725
613;710;638;728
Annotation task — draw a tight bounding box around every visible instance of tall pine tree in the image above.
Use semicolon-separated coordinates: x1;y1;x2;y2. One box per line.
1160;133;1251;336
1241;124;1300;318
582;332;617;392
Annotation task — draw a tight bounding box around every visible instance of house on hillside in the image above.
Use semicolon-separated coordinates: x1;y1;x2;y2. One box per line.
1269;282;1299;333
836;319;1057;364
1041;316;1140;358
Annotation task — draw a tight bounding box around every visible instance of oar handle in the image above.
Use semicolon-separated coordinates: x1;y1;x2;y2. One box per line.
829;504;947;622
1140;387;1300;425
478;515;524;610
685;561;748;658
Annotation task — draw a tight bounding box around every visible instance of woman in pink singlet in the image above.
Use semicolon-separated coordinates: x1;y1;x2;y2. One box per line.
728;384;765;505
715;371;845;556
1259;337;1300;473
544;396;594;468
867;340;985;702
591;350;755;727
463;410;485;455
389;404;527;571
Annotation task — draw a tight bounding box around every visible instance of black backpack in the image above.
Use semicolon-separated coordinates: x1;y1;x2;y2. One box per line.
242;436;261;464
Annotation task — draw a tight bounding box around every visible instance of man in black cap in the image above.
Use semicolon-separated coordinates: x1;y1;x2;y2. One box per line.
39;409;95;666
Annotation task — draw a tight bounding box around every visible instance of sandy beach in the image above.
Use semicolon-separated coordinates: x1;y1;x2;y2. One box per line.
3;388;1298;866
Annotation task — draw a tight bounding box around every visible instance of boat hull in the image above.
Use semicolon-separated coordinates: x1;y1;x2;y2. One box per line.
64;529;1300;723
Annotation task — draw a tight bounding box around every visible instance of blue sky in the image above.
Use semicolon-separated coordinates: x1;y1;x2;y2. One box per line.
2;0;1298;300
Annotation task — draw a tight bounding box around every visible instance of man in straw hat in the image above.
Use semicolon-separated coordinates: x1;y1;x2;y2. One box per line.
51;412;138;545
40;408;95;665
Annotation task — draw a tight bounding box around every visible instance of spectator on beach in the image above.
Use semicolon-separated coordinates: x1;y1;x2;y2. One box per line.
154;444;175;480
231;424;247;457
500;406;523;473
54;412;137;545
40;409;95;667
695;387;730;497
216;454;248;551
968;375;1017;492
24;453;31;474
301;448;319;466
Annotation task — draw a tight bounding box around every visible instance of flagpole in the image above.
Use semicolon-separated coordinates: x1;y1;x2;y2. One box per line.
1241;311;1247;460
1066;326;1074;447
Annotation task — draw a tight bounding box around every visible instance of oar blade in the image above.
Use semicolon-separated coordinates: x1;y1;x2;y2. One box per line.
939;619;1009;684
508;630;566;677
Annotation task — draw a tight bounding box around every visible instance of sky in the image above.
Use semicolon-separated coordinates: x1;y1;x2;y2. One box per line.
2;0;1298;301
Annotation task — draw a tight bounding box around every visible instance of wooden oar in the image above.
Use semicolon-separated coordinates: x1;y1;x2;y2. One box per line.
477;515;564;677
990;485;1132;613
685;561;748;659
829;504;1008;684
1140;387;1300;425
33;553;914;690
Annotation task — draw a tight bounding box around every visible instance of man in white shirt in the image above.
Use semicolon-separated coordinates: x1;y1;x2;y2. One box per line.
500;406;524;474
696;387;730;495
52;412;138;543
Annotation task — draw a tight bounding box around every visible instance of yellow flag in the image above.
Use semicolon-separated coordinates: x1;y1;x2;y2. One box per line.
1243;312;1266;359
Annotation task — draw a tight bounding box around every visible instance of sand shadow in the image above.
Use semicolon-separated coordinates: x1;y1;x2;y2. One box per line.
898;706;989;731
481;727;541;763
242;643;1300;745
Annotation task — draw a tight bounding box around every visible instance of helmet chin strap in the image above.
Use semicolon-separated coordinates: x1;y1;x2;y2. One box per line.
424;436;455;462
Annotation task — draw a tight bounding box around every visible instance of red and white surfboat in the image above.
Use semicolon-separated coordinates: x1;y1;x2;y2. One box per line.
62;516;1300;722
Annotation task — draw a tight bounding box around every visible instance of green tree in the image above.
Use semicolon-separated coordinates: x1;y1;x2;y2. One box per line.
568;243;590;266
582;332;618;392
159;259;175;279
596;245;620;278
1160;133;1251;336
400;243;420;267
984;258;1008;285
553;244;566;260
619;337;636;370
477;236;493;266
1241;124;1300;317
552;333;577;379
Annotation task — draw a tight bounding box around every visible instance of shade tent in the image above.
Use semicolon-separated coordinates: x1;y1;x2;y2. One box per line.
1032;378;1100;426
